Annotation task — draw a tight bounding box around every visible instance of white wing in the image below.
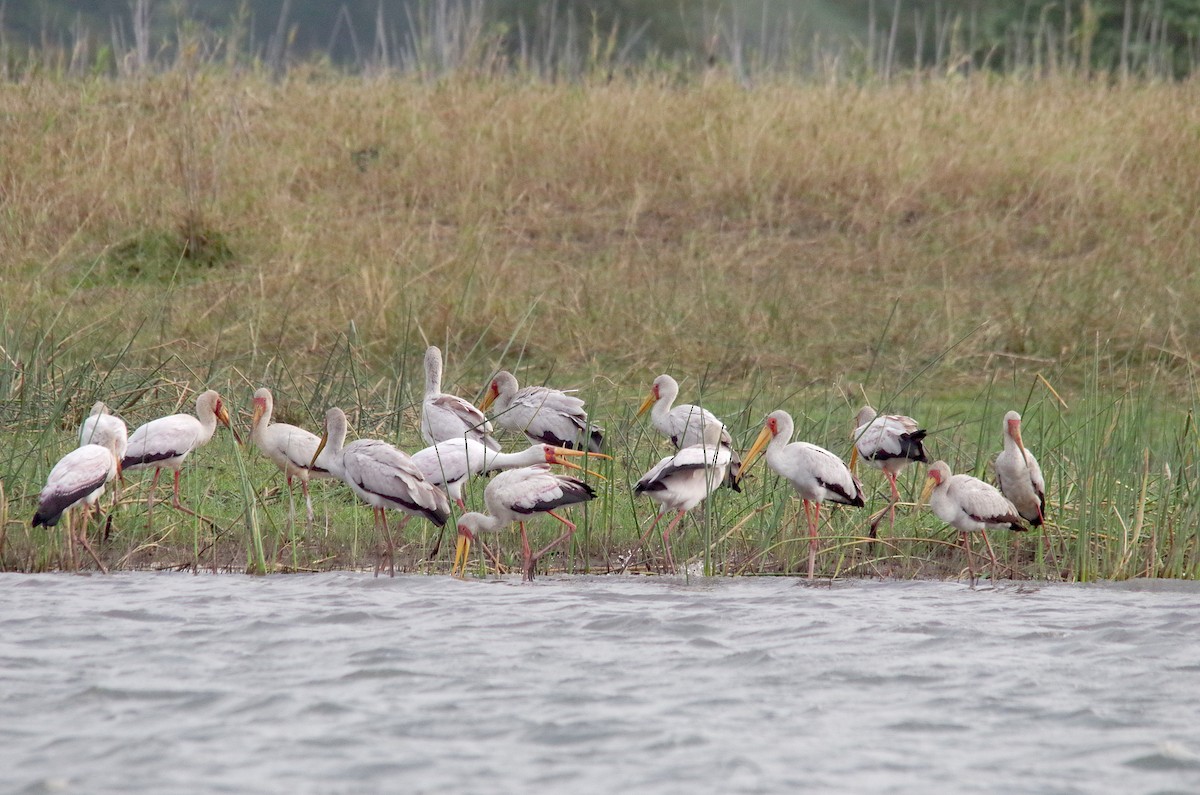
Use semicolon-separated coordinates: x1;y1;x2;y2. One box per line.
124;414;203;467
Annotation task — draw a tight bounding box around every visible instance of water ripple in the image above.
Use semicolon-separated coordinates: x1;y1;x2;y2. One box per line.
2;574;1200;794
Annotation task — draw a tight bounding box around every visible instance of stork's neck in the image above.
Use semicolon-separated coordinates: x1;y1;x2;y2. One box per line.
195;403;219;446
425;349;443;398
485;445;548;471
250;399;273;446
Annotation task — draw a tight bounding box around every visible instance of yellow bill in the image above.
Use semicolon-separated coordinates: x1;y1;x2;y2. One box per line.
452;533;471;578
308;432;329;471
735;424;773;486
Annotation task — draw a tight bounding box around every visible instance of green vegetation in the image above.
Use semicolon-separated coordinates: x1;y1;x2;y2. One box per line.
2;50;1200;579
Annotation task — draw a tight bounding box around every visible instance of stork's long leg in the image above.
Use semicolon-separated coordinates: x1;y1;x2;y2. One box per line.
804;499;821;581
961;531;976;587
75;504;108;575
520;522;533;581
981;531;1001;580
531;510;578;567
625;510;668;573
659;510;688;573
146;468;161;528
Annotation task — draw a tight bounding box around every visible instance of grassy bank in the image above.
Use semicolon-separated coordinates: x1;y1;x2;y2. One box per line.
3;69;1200;579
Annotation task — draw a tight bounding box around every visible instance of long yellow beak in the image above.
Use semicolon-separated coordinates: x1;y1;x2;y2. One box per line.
452;533;471;578
736;425;773;486
309;432;329;471
478;385;497;412
919;476;936;506
1012;424;1028;465
848;446;859;475
636;392;656;418
218;405;243;445
549;448;609;481
250;402;264;432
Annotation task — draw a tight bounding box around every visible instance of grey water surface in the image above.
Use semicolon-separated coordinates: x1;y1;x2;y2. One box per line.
2;573;1199;794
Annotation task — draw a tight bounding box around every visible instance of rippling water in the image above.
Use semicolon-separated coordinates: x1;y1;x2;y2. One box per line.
2;573;1199;794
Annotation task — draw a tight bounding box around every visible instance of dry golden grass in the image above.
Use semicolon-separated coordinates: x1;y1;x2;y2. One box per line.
4;70;1200;396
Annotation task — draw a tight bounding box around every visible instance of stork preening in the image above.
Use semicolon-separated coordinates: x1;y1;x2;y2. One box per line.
479;370;603;452
121;390;239;524
994;410;1046;527
739;410;864;580
32;432;125;573
311;407;450;576
249;387;333;526
420;346;500;450
453;464;600;581
921;460;1027;584
850;405;928;537
78;401;128;508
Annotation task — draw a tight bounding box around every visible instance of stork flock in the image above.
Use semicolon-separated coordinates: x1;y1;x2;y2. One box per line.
32;346;1046;583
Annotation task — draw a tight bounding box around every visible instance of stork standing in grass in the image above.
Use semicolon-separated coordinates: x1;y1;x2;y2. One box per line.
994;410;1046;527
479;370;603;452
78;401;128;507
420;346;500;450
921;460;1027;584
453;464;600;581
32;432;126;573
311;406;450;577
122;390;240;524
414;438;608;561
636;373;741;488
850;405;928;536
738;410;864;580
249;387;333;526
631;423;733;573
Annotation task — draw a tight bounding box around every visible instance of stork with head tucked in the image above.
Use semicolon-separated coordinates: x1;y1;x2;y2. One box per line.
420;346;500;451
78;401;128;507
122;390;240;524
921;460;1027;584
32;431;125;573
738;410;864;579
311;406;450;577
631;423;732;573
453;464;599;581
850;405;928;537
479;370;603;452
635;373;741;488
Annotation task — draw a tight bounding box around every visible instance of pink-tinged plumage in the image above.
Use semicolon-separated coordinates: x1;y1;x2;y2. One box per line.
739;410;864;579
32;432;124;572
636;373;742;487
994;410;1046;526
851;404;929;537
420;346;500;451
923;460;1026;583
480;370;603;452
631;424;732;573
454;464;597;581
313;406;449;576
122;389;238;522
249;387;333;525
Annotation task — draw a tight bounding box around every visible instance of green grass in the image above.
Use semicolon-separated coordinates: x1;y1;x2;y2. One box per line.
3;67;1200;579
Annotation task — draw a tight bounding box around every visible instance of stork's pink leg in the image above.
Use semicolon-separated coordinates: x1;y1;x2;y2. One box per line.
146;468;161;527
372;508;385;577
960;531;976;586
805;499;821;581
660;510;687;573
981;531;1001;580
520;522;533;581
382;510;397;577
532;510;578;571
75;504;108;574
171;470;183;509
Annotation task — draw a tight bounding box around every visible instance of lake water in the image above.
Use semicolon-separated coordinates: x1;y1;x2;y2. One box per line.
2;574;1199;794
